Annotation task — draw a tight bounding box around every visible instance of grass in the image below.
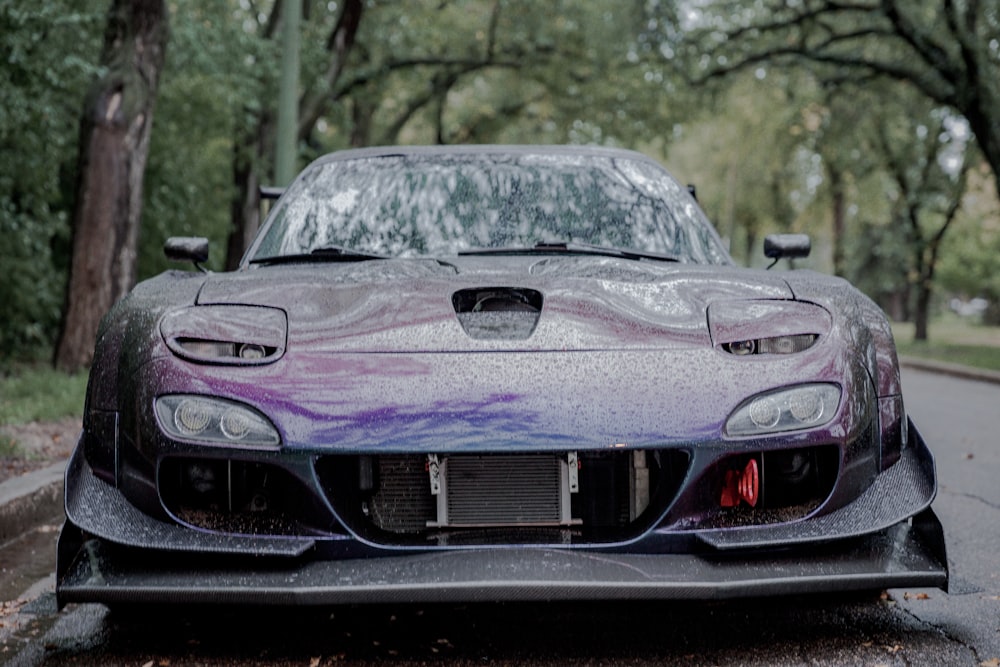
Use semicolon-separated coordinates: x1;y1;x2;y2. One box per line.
892;318;1000;373
0;435;22;457
0;364;89;426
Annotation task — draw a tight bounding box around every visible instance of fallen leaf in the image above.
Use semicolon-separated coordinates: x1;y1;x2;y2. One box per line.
884;644;904;653
141;661;154;667
903;592;931;600
309;657;321;667
979;659;1000;667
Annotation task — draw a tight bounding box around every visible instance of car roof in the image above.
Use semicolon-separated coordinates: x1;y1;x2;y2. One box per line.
307;144;665;168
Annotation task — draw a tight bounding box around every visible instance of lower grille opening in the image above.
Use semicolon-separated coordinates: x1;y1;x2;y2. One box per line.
694;445;840;529
317;450;689;546
159;457;330;536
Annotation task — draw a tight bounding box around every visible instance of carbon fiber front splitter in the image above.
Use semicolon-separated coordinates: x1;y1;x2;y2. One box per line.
56;509;947;608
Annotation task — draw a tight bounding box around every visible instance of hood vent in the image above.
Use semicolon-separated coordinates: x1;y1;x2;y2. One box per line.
452;287;543;340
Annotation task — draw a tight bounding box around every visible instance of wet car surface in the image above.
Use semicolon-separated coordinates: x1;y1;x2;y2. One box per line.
57;145;947;607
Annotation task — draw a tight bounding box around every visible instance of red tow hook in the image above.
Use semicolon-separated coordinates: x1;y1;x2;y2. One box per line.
720;458;760;507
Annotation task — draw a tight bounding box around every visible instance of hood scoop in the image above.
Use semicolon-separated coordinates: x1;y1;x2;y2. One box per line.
452;287;543;340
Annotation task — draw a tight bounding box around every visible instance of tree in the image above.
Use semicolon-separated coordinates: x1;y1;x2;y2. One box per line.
936;163;1000;325
665;71;818;266
54;0;168;371
659;1;1000;205
838;90;978;340
0;2;104;364
871;95;972;340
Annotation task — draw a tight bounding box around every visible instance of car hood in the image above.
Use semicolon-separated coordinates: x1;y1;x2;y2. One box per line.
192;256;794;353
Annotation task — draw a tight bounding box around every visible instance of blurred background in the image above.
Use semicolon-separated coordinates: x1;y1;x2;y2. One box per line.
1;0;998;384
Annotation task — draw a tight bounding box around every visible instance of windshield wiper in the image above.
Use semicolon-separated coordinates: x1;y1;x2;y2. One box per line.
458;241;680;262
249;246;389;266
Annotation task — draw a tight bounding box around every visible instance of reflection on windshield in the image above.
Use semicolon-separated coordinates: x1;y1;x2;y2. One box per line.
250;152;731;265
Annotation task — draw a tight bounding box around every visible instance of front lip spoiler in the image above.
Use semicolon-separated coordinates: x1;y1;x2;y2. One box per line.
57;509;947;608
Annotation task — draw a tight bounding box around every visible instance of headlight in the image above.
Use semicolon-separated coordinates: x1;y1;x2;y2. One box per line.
160;306;286;365
155;395;280;447
708;300;831;356
726;384;841;436
723;334;818;356
175;339;236;359
174;339;276;361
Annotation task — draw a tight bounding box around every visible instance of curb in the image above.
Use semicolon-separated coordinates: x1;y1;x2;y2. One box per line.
0;460;66;544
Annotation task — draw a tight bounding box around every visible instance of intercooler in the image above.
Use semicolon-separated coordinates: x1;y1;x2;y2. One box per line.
429;454;578;527
366;453;579;531
362;451;660;535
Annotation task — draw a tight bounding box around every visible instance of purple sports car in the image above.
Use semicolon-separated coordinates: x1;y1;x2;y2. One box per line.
57;145;947;607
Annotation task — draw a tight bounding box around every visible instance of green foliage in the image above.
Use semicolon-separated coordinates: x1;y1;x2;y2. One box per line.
0;364;88;425
936;167;1000;323
138;0;279;278
665;71;819;266
309;1;674;150
0;1;104;361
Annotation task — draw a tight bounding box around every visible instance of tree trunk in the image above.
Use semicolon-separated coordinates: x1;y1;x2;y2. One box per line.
349;96;375;148
225;115;270;270
913;279;932;342
54;0;168;372
829;168;846;277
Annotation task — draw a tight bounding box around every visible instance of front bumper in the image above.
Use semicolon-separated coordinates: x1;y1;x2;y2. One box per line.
57;509;946;607
57;415;948;607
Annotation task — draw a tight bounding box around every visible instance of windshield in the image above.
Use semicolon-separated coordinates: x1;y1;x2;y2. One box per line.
248;150;731;265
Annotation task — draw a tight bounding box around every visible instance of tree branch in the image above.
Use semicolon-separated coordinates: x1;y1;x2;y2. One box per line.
297;0;363;140
881;0;961;83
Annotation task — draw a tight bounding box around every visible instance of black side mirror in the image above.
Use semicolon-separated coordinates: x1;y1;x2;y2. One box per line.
763;234;810;269
164;237;209;272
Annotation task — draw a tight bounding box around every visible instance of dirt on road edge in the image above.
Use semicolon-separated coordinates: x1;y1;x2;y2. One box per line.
0;418;80;484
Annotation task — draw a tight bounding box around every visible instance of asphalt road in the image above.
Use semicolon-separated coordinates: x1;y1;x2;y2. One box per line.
1;367;997;666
